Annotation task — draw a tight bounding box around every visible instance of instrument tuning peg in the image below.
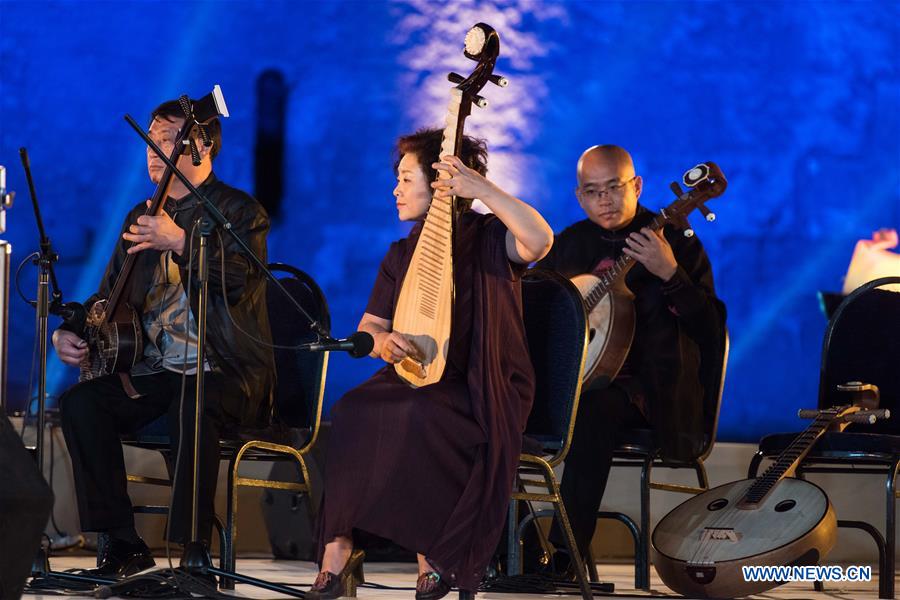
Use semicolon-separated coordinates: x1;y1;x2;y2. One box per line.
187;138;201;166
473;95;489;109
178;95;193;120
670;182;685;197
684;228;695;238
196;123;212;148
448;72;465;85
489;74;509;88
698;205;716;222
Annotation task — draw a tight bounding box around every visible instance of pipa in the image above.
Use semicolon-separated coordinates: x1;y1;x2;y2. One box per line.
393;24;507;388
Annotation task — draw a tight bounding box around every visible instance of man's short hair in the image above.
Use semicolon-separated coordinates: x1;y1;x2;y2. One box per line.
150;99;222;161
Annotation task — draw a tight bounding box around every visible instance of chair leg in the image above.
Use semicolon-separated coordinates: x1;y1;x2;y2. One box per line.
220;458;238;590
213;515;226;575
883;459;898;599
458;591;474;600
506;498;521;577
694;460;709;489
553;498;593;600
534;462;592;600
836;520;885;598
636;455;652;591
597;511;641;581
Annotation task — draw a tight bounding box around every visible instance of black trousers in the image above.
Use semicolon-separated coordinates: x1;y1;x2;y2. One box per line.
59;370;241;544
550;384;647;559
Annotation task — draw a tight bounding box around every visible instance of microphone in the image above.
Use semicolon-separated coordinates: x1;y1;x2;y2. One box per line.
300;331;374;358
50;301;87;334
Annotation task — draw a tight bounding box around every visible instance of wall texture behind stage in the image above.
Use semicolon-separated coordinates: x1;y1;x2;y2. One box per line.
1;1;897;442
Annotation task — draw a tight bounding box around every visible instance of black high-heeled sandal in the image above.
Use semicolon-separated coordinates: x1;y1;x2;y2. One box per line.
415;569;452;600
307;548;365;599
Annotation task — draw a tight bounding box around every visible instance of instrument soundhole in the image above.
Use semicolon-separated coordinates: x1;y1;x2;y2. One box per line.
588;328;596;342
774;499;797;513
707;498;728;511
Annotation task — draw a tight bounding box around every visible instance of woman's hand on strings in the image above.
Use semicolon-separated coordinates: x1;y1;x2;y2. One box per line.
431;155;493;200
376;331;417;364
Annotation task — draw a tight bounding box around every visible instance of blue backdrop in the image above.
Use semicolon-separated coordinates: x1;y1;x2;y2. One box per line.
1;0;897;442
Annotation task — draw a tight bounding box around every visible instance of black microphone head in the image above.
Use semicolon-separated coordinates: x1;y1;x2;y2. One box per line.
348;331;375;358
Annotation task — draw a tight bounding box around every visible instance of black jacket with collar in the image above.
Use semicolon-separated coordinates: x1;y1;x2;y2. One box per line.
74;174;275;427
537;205;726;461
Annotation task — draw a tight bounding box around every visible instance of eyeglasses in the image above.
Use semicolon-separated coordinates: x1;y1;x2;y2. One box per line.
579;176;636;201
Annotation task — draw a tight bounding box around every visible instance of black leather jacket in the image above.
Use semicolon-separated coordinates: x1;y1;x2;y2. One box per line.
74;174;275;427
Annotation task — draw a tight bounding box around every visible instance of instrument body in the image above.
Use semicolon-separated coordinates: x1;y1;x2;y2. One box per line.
652;477;836;599
575;163;727;385
570;275;634;388
651;400;883;598
80;86;228;381
393;24;503;388
80;299;143;381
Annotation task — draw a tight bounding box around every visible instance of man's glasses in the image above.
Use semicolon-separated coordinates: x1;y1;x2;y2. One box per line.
579;176;636;201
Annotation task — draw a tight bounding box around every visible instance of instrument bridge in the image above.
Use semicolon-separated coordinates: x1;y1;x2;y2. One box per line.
700;528;741;542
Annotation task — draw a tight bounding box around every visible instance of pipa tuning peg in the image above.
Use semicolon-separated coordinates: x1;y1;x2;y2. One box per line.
448;72;465;85
473;95;489;109
489;74;509;88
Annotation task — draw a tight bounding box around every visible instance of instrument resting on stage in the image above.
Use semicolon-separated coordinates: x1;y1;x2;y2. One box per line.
652;383;887;598
78;85;229;381
392;23;507;388
572;162;727;386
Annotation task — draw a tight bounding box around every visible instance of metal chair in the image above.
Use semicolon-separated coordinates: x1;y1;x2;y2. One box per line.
123;263;330;589
592;326;729;590
747;276;900;599
505;269;593;600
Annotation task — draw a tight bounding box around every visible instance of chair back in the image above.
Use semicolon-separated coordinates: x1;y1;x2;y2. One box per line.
696;327;729;462
818;276;900;435
521;269;589;465
266;263;331;445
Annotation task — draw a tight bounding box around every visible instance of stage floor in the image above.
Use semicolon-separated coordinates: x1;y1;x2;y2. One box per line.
24;556;890;599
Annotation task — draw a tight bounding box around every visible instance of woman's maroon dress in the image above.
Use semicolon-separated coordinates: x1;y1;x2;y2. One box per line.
317;212;535;591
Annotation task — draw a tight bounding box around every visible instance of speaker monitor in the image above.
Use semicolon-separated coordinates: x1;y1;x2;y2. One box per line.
0;414;53;600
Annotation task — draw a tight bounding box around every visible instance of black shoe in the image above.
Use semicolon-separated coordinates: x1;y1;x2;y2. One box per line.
306;549;365;599
89;537;156;578
415;571;452;600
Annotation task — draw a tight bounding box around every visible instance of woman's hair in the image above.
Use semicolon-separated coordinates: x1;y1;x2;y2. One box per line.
394;128;488;211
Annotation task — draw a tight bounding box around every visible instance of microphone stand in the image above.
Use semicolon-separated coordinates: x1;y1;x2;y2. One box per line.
19;149;120;591
93;116;320;599
18;148;65;478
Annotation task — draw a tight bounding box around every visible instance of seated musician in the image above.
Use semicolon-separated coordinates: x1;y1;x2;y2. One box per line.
310;128;553;600
534;144;725;574
51;99;274;578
